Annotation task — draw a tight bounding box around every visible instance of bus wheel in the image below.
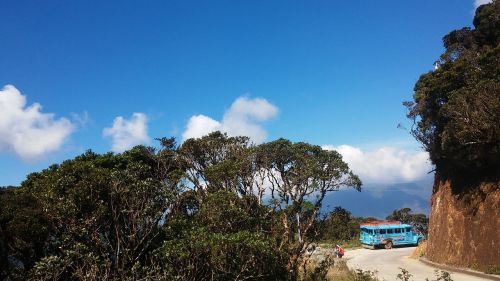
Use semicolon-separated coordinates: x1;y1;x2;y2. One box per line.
385;241;393;249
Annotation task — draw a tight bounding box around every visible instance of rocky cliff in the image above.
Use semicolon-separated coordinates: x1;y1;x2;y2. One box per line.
426;172;500;272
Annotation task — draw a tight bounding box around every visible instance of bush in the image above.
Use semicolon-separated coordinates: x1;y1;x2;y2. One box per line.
159;229;288;280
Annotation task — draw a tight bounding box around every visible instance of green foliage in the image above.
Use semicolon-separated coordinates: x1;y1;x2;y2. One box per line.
301;254;335;281
316;206;361;242
396;267;413;281
159;229;287;280
485;265;500;275
0;134;361;280
256;139;362;273
386;208;429;235
31;255;68;280
425;270;454;281
2;146;182;280
178;131;255;195
405;1;500;173
0;188;53;280
159;190;290;280
328;260;378;281
353;269;379;281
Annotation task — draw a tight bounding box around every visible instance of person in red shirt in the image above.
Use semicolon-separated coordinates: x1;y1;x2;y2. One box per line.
334;244;345;258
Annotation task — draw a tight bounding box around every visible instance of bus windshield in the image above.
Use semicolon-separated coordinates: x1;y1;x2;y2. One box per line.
361;228;373;234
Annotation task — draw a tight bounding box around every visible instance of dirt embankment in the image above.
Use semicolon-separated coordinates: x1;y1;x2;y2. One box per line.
426;174;500;272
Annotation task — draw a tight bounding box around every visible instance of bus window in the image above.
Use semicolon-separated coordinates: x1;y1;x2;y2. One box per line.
380;229;386;234
395;228;401;233
406;227;411;232
362;228;373;235
387;229;393;234
375;230;379;234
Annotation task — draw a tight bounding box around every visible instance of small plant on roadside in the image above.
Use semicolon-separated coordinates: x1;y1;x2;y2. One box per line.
355;268;378;281
485;265;500;275
302;254;335;281
326;260;378;281
396;267;413;281
425;270;453;281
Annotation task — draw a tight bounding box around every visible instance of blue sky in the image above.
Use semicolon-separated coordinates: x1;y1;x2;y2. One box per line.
0;0;485;188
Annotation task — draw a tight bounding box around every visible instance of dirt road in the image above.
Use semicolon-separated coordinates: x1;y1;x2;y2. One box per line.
345;246;489;281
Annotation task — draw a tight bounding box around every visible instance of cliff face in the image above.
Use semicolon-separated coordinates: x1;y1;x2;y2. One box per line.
426;174;500;271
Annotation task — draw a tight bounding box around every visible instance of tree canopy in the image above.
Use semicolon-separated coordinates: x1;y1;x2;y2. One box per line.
0;133;361;280
386;208;429;235
405;1;500;173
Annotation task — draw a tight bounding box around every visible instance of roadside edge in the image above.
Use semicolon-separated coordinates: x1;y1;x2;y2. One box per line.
419;257;500;281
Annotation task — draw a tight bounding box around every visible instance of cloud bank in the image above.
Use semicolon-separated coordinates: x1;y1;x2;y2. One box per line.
182;96;278;143
322;144;432;185
103;113;150;153
0;85;75;160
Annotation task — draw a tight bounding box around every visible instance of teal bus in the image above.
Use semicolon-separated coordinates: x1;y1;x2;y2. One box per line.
359;221;425;249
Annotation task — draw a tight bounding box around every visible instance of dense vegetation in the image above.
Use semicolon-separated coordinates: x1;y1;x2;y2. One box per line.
405;0;500;174
0;132;363;280
315;207;363;243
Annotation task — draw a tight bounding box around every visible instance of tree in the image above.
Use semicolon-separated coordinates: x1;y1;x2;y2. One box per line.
255;139;361;273
178;132;258;197
1;134;360;280
19;146;182;280
316;206;360;241
0;188;52;280
386;208;413;224
159;190;288;280
386;208;429;234
174;134;362;277
405;0;500;174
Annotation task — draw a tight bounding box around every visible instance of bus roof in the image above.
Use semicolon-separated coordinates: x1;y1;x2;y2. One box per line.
360;220;412;229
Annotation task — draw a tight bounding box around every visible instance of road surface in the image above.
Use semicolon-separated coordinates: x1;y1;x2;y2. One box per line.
345;246;489;281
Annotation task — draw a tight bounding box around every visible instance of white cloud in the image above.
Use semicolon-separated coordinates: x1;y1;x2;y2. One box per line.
322;144;432;185
474;0;492;8
103;113;150;153
71;111;90;127
182;96;278;143
183;115;222;141
0;85;75;160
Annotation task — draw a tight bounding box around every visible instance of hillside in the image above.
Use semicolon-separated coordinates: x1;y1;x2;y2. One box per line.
405;1;500;272
322;179;432;218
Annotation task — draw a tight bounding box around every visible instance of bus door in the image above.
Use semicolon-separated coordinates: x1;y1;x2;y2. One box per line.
393;227;404;244
386;228;396;244
404;227;412;243
360;228;371;244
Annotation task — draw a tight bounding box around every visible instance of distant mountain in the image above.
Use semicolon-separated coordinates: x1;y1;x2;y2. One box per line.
322;177;434;218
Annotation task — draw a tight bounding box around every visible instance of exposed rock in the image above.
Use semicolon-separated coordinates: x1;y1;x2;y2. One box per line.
426;173;500;271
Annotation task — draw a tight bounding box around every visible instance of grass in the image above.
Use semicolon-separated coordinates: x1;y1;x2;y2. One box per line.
484;265;500;275
409;240;427;259
317;237;362;250
325;260;379;281
470;262;500;275
301;242;378;281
